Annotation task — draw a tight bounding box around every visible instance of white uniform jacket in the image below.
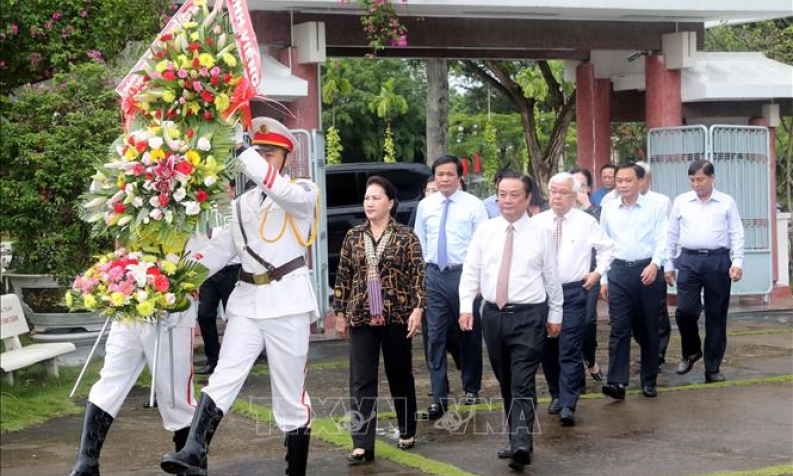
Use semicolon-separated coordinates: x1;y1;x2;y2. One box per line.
192;148;320;322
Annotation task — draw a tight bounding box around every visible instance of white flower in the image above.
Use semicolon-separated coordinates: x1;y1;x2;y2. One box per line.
183;201;201;216
132;197;144;208
127;262;154;287
149;209;163;221
141;152;152;165
117;216;132;226
204;175;217;187
173;187;187;202
148;137;163;150
164;210;174;224
165;293;177;305
124;183;135;195
110;190;125;203
149;195;162;208
165;253;180;263
197;137;211;151
136;290;149;302
84;196;107;208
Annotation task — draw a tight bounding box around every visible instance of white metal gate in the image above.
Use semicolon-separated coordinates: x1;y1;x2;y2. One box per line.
647;125;774;300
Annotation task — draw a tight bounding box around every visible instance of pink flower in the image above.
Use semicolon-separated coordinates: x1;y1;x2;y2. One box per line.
29;52;43;66
108;266;125;282
0;60;5;69
192;81;203;92
52;12;62;21
11;23;18;34
153;275;170;293
199;66;209;77
44;21;53;30
80;10;88;18
210;66;220;76
177;68;188;79
87;49;103;61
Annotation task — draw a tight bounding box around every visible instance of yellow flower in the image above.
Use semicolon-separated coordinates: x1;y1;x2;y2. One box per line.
166;127;181;139
161;261;177;276
186;150;200;165
139;102;150;111
187;102;201;115
183;21;198;29
190;32;199;41
222;53;237;67
142;255;157;263
110;292;126;307
86;267;97;276
136;299;156;317
155;60;169;73
177;54;190;69
83;294;97;310
117;175;126;189
150;149;165;161
194;0;206;6
180;282;196;292
198;53;215;68
163;89;176;103
65;292;74;307
214;93;230;112
124;147;137;159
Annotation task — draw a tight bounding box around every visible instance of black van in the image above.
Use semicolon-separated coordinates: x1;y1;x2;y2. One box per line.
325;162;432;287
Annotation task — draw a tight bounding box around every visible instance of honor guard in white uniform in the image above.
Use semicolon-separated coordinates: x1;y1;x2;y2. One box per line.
67;249;199;476
161;117;319;476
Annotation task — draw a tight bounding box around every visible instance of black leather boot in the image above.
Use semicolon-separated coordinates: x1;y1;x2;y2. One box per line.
284;427;311;476
160;394;224;476
68;402;114;476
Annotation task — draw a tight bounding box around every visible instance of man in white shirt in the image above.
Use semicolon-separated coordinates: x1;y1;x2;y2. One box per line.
600;163;668;400
535;173;615;426
665;160;744;383
459;170;563;471
415;155;488;418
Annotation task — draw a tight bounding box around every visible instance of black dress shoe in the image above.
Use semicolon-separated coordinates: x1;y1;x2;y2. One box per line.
194;364;216;375
463;392;481;405
658;354;666;365
346;449;375;465
641;385;658;398
425;403;445;420
547;398;561;414
508;448;531;471
705;372;725;383
675;352;702;375
497;447;513;459
602;384;626;400
559;407;575;426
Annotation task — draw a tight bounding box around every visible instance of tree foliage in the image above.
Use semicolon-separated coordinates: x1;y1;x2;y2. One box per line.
0;0;170;92
0;63;116;282
320;59;426;163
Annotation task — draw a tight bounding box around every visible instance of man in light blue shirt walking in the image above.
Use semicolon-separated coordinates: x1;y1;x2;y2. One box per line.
415;155;488;418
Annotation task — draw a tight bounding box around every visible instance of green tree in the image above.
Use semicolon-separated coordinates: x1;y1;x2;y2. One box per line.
369;78;408;162
322;60;353;165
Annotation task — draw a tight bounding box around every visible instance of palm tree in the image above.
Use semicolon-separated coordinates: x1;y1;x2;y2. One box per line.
368;78;408;163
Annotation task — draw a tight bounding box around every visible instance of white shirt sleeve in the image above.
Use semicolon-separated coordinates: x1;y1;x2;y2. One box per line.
650;203;668;268
727;196;745;269
459;225;484;314
237;148;317;219
541;228;564;324
191;225;236;279
414;199;427;260
666;196;682;272
590;217;616;278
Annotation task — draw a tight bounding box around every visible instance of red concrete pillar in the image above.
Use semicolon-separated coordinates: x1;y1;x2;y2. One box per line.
278;48;321;131
645;54;682;129
576;63;612;188
750;117;779;285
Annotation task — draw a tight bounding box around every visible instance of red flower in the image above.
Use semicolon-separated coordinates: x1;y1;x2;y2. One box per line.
159;194;170;207
132;163;145;176
127;136;135;146
174;161;193;176
163;70;176;82
184;79;191;89
156;51;165;59
145;172;154;181
203;110;212;121
200;90;214;103
223;74;231;83
188;42;201;53
135;140;148;153
206;37;214;46
210;75;218;86
195;189;208;202
192;57;200;69
160;33;173;41
147;267;162;276
153;274;170;293
154;110;162;119
113;202;126;214
186;128;194;138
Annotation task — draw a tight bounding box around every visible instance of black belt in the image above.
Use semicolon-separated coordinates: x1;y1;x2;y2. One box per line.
221;263;242;273
682;248;730;256
484;301;539;313
612;258;652;268
238;256;306;285
427;263;463;271
562;280;585;290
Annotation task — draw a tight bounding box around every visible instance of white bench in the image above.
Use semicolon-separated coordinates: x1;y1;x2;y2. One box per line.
1;294;76;385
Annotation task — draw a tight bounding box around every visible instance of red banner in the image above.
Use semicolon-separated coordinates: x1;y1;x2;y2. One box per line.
226;0;262;89
115;0;197;98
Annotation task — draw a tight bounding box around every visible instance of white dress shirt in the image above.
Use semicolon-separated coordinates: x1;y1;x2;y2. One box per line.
667;188;745;270
532;208;616;283
600;194;669;267
415;189;488;266
459;214;564;324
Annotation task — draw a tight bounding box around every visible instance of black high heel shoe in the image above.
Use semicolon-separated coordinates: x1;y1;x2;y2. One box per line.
347;448;375;465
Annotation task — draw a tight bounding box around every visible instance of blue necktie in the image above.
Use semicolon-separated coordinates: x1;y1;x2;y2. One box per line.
437;198;450;269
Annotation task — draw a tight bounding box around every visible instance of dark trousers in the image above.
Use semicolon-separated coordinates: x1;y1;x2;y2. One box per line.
607;261;662;387
348;324;417;451
482;302;545;452
582;282;601;368
426;265;482;404
197;264;240;366
633;268;672;361
674;252;732;374
542;284;587;410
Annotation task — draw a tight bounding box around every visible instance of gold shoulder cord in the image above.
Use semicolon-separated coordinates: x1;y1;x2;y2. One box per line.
259;202;288;243
258;182;322;246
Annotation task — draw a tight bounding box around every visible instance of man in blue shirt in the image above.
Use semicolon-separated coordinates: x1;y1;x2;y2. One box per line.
599;163;668;400
590;163;616;206
415;155;488;418
482;170;507;219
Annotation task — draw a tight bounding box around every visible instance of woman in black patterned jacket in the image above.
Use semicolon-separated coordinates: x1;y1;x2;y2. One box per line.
333;175;425;464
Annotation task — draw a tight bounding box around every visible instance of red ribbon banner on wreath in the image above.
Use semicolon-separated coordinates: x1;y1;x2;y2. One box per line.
115;0;262;129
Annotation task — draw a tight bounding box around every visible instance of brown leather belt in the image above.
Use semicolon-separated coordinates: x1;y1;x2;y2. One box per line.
238;256;306;285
